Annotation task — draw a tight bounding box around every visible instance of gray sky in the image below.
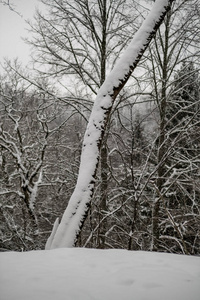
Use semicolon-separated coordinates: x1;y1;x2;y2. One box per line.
0;0;43;67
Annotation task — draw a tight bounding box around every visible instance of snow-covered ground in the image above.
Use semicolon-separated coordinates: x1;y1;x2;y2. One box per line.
0;248;199;300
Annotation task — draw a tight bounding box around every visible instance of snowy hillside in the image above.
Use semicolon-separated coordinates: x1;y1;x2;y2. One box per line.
0;248;199;300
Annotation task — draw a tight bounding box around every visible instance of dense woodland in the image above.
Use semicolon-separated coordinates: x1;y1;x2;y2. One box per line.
0;0;199;254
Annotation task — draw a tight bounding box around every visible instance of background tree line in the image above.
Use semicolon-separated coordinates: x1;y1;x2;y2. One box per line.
0;0;199;254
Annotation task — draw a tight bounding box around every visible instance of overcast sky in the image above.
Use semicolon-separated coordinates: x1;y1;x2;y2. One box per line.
0;0;43;67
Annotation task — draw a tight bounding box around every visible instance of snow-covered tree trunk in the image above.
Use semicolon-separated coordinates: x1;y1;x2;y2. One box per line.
46;0;175;249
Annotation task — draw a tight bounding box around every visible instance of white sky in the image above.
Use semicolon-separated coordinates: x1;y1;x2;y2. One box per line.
0;0;43;67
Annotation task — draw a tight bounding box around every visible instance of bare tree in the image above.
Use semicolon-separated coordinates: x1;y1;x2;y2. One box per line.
28;0;142;248
46;0;174;249
0;61;77;250
143;0;200;253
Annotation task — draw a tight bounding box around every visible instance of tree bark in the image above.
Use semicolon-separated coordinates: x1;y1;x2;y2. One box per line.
98;0;108;249
151;9;170;251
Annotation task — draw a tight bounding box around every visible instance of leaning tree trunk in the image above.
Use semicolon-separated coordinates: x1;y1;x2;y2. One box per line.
46;0;175;249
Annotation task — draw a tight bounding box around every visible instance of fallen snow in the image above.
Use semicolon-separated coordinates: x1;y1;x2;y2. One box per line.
0;248;199;300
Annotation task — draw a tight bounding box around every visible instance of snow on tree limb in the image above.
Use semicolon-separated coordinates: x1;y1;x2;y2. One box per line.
47;0;175;249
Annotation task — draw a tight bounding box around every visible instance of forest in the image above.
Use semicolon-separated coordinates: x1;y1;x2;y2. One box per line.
0;0;199;255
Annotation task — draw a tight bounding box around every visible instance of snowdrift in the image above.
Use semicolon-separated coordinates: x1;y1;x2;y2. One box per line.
0;248;199;300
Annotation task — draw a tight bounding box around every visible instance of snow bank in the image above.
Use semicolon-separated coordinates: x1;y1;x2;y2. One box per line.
0;248;199;300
